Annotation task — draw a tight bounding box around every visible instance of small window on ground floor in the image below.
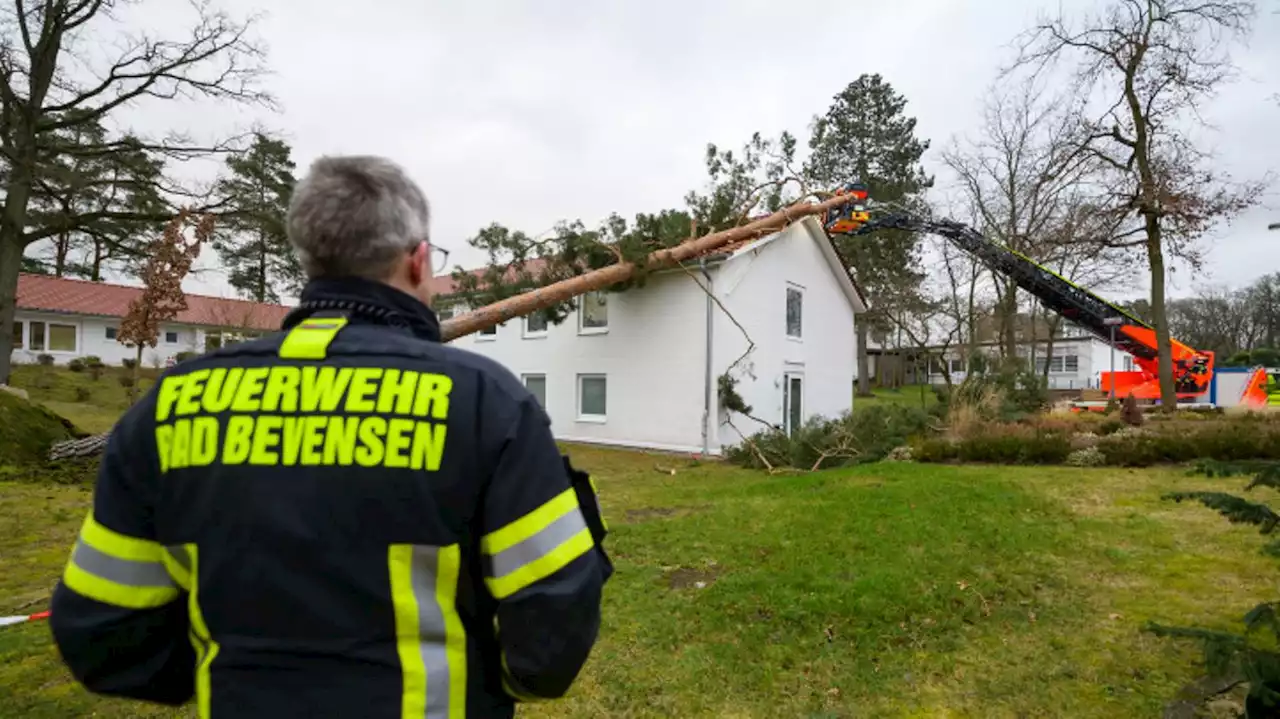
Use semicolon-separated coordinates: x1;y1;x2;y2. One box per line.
164;330;180;344
28;321;77;352
105;326;118;340
12;320;23;349
577;374;607;420
523;374;547;407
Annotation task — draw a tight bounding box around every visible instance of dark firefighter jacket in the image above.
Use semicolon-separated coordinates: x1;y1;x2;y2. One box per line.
49;276;613;719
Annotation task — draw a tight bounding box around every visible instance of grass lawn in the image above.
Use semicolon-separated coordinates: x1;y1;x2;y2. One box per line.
0;434;1272;717
857;384;938;410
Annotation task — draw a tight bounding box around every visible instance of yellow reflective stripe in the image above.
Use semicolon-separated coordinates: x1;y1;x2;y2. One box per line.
61;562;180;609
163;546;193;591
79;512;165;562
481;488;579;555
436;545;467;719
62;513;180;609
390;545;428;719
185;545;219;719
484;528;594;601
389;544;468;719
278;317;349;360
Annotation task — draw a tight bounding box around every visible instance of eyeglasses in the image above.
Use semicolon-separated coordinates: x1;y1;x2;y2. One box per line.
427;243;450;269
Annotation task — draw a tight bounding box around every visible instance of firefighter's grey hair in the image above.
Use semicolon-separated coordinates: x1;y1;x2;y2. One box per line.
287;155;431;280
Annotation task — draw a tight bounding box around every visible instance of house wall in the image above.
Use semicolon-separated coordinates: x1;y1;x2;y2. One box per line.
713;222;857;449
12;311;230;368
448;270;711;454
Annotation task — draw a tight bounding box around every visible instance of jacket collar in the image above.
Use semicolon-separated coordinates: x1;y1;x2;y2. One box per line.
282;276;442;343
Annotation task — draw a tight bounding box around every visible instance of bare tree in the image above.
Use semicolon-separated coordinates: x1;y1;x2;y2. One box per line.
930;232;989;381
1011;0;1268;407
0;1;274;382
942;79;1100;362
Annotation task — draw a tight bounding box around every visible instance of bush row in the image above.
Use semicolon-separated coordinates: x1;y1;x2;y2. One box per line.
909;421;1280;467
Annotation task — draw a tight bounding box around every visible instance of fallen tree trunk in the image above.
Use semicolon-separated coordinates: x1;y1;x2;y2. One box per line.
50;193;857;461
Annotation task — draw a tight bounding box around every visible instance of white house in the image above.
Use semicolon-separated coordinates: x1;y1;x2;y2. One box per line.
438;217;868;455
923;328;1135;390
11;273;292;367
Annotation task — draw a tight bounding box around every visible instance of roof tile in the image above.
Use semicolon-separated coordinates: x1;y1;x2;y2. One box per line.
16;273;293;331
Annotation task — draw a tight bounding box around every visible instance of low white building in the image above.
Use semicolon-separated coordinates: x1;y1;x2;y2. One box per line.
439;217;868;455
11;273;291;367
924;330;1134;390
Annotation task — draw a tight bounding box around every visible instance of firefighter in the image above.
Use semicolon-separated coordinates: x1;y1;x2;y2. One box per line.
1268;372;1280;407
48;155;612;718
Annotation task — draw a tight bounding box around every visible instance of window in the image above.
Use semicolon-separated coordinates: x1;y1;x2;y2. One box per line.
164;330;180;344
579;292;608;333
577;374;607;420
948;358;965;374
785;286;803;338
783;373;804;436
105;326;118;340
523;374;547;407
478;323;498;339
1034;355;1079;373
28;321;76;352
12;321;22;350
435;304;456;322
524;310;549;337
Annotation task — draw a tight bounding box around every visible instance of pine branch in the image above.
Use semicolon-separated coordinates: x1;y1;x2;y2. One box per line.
1162;491;1280;534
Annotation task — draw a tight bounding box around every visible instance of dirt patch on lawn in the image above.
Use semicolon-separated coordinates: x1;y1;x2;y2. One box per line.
663;563;723;590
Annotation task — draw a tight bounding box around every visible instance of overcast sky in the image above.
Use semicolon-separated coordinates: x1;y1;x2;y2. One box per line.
104;0;1280;304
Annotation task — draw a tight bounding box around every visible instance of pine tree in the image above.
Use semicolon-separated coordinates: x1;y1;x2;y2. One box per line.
804;74;932;396
212;133;301;303
1148;459;1280;716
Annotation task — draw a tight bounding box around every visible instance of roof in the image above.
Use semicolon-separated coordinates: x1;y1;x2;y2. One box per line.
16;273;292;331
725;216;869;314
432;217;868;311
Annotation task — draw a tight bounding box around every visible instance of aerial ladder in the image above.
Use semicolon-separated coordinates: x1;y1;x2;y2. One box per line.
820;184;1271;408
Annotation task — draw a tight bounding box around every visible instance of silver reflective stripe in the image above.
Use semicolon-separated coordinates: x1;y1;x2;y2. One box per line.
72;540;176;589
489;508;589;579
408;545;454;718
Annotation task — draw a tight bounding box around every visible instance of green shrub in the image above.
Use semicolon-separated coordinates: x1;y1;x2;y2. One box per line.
1097;418;1125;436
173;350;197;363
117;374;135;389
725;403;934;471
67;358;86;372
1065;447;1106;467
912;426;1070;465
73;387;92;402
36;353;54;366
954;426;1071;464
1097;422;1280;467
121;357;138;369
934;366;1048;421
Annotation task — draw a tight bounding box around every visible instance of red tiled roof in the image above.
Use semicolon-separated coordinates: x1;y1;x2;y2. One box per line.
16;273;292;331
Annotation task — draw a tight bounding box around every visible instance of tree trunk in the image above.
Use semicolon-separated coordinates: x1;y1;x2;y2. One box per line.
856;323;873;397
994;279;1019;363
55;233;69;276
1146;221;1178;409
0;239;24;384
131;345;144;403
